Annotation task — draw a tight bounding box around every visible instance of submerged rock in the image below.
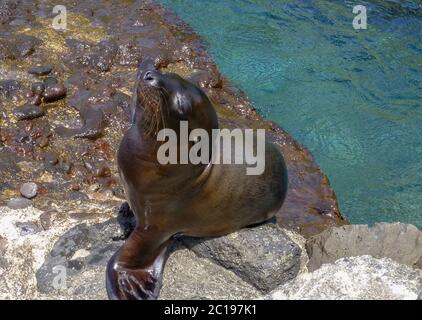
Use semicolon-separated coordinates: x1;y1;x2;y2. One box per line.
266;255;422;300
306;223;422;271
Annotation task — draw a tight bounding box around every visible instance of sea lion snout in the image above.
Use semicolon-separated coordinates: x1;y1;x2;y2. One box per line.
141;70;159;85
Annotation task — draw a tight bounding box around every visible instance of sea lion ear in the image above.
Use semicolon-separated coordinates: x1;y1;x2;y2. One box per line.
173;92;192;117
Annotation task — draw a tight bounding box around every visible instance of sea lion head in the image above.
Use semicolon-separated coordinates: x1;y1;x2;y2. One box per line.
132;65;218;140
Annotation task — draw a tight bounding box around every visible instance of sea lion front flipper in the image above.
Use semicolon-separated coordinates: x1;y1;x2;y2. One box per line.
106;228;173;300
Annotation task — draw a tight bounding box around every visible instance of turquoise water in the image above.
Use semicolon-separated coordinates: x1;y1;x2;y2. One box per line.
161;0;422;228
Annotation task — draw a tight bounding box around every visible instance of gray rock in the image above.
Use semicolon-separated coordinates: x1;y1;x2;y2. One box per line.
12;35;42;58
36;219;122;296
28;65;53;76
14;104;45;121
0;1;16;24
0;79;21;99
15;222;41;236
266;255;422;300
0;236;8;269
160;243;260;300
36;219;297;299
182;223;302;293
306;223;422;271
20;182;38;199
7;197;32;209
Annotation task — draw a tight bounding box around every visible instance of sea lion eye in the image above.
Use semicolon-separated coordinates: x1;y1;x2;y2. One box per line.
173;92;192;117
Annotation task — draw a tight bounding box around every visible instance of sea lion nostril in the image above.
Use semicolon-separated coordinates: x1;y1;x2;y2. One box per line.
144;71;154;81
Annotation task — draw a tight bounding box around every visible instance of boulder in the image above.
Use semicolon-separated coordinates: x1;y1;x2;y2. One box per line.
182;223;302;293
35;219;301;299
161;243;260;300
306;223;422;271
266;255;422;300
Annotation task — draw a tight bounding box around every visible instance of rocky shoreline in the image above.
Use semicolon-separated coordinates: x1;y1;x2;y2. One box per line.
1;205;420;299
0;0;421;300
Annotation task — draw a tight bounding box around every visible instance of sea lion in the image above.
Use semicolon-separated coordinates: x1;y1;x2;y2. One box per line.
106;63;288;300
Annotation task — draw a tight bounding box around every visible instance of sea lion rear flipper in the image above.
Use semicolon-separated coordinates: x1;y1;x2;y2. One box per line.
106;229;173;300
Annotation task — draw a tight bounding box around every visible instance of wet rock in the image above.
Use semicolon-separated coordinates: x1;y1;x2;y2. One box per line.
7;197;32;209
13;104;45;120
42;84;67;102
70;184;80;192
12;35;41;58
116;41;142;66
56;104;105;139
0;39;14;59
36;136;49;148
265;256;422;300
306;223;422;271
68;191;89;201
44;153;59;165
72;40;118;72
28;65;53;76
9;18;27;26
43;77;58;88
187;69;222;89
31;82;45;95
94;165;111;178
0;1;16;24
20;182;38;199
0;79;21;99
182;223;302;293
30;94;42;106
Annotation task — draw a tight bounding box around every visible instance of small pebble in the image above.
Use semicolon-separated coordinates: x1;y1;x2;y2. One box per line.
70;184;80;191
88;183;100;192
101;189;114;197
7;197;32;209
20;182;38;199
36;136;49;148
44;153;59;165
28;65;53;76
95;165;111;177
31;82;45;95
42;84;67;102
13;104;45;120
15;222;41;236
30;94;42;106
60;161;72;174
9;18;28;26
43;76;58;88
